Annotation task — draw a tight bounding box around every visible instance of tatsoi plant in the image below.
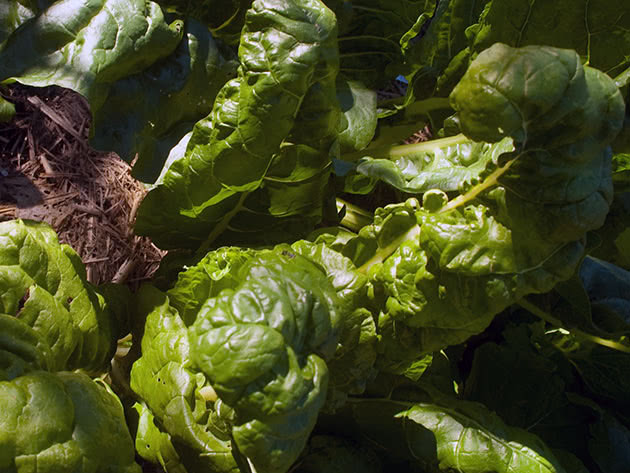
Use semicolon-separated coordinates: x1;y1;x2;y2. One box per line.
1;1;630;473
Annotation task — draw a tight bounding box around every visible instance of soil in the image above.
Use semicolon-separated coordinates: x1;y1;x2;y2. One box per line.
0;83;165;286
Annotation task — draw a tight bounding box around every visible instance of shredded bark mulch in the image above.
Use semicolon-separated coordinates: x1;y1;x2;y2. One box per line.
0;84;165;286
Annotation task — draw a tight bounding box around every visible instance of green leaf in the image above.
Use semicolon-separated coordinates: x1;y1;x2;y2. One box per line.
295;435;383;473
401;403;566;472
0;219;121;372
355;134;514;193
336;78;378;153
0;371;140;473
129;285;240;473
0;0;42;45
0;0;184;108
133;402;187;473
589;411;630;473
291;240;378;411
470;1;630;77
0;95;15;122
155;0;253;44
332;0;436;87
351;396;567;473
90;19;237;182
135;0;340;250
464;341;567;431
403;0;490;100
189;250;341;472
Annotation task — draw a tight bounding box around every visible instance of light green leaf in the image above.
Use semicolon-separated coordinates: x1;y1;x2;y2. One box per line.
0;371;140;473
0;219;121;372
135;0;340;250
189;250;342;473
356;134;514;193
129;285;240;473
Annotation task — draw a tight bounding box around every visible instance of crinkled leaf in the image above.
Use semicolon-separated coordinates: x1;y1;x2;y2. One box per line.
291;240;378;411
167;246;258;325
356;134;513;193
90;19;237;182
0;371;140;473
129;285;240;473
0;0;184;109
0;219;120;372
133;402;187;473
135;0;340;250
189;250;341;473
0;312;52;379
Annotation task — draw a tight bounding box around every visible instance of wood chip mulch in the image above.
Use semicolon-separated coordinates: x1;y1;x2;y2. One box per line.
0;84;166;287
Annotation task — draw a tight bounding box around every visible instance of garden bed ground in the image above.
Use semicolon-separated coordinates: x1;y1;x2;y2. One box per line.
0;84;165;286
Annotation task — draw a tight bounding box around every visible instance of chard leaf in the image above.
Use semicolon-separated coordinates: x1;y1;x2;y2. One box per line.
0;0;184;108
129;285;241;473
0;0;43;45
135;0;340;250
155;0;253;44
330;0;436;87
133;402;187;473
463;340;571;438
0;371;140;473
166;246;258;325
189;250;341;473
291;240;378;411
351;397;567;473
355;134;514;193
0;220;122;372
296;435;383;473
90;19;237;182
0;94;15;122
336;78;378;153
402;0;490;100
470;0;630;77
400;400;567;473
589;411;630;473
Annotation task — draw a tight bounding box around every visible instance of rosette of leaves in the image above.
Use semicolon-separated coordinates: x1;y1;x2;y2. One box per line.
318;44;625;372
135;0;341;250
132;241;377;472
188;250;341;472
0;219;139;472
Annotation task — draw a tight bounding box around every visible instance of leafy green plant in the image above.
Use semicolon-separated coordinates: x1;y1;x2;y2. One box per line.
1;1;630;472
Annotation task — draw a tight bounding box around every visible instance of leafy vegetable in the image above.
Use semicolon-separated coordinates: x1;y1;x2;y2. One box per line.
134;0;340;249
0;219;124;372
0;220;140;472
0;371;140;473
2;1;630;472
